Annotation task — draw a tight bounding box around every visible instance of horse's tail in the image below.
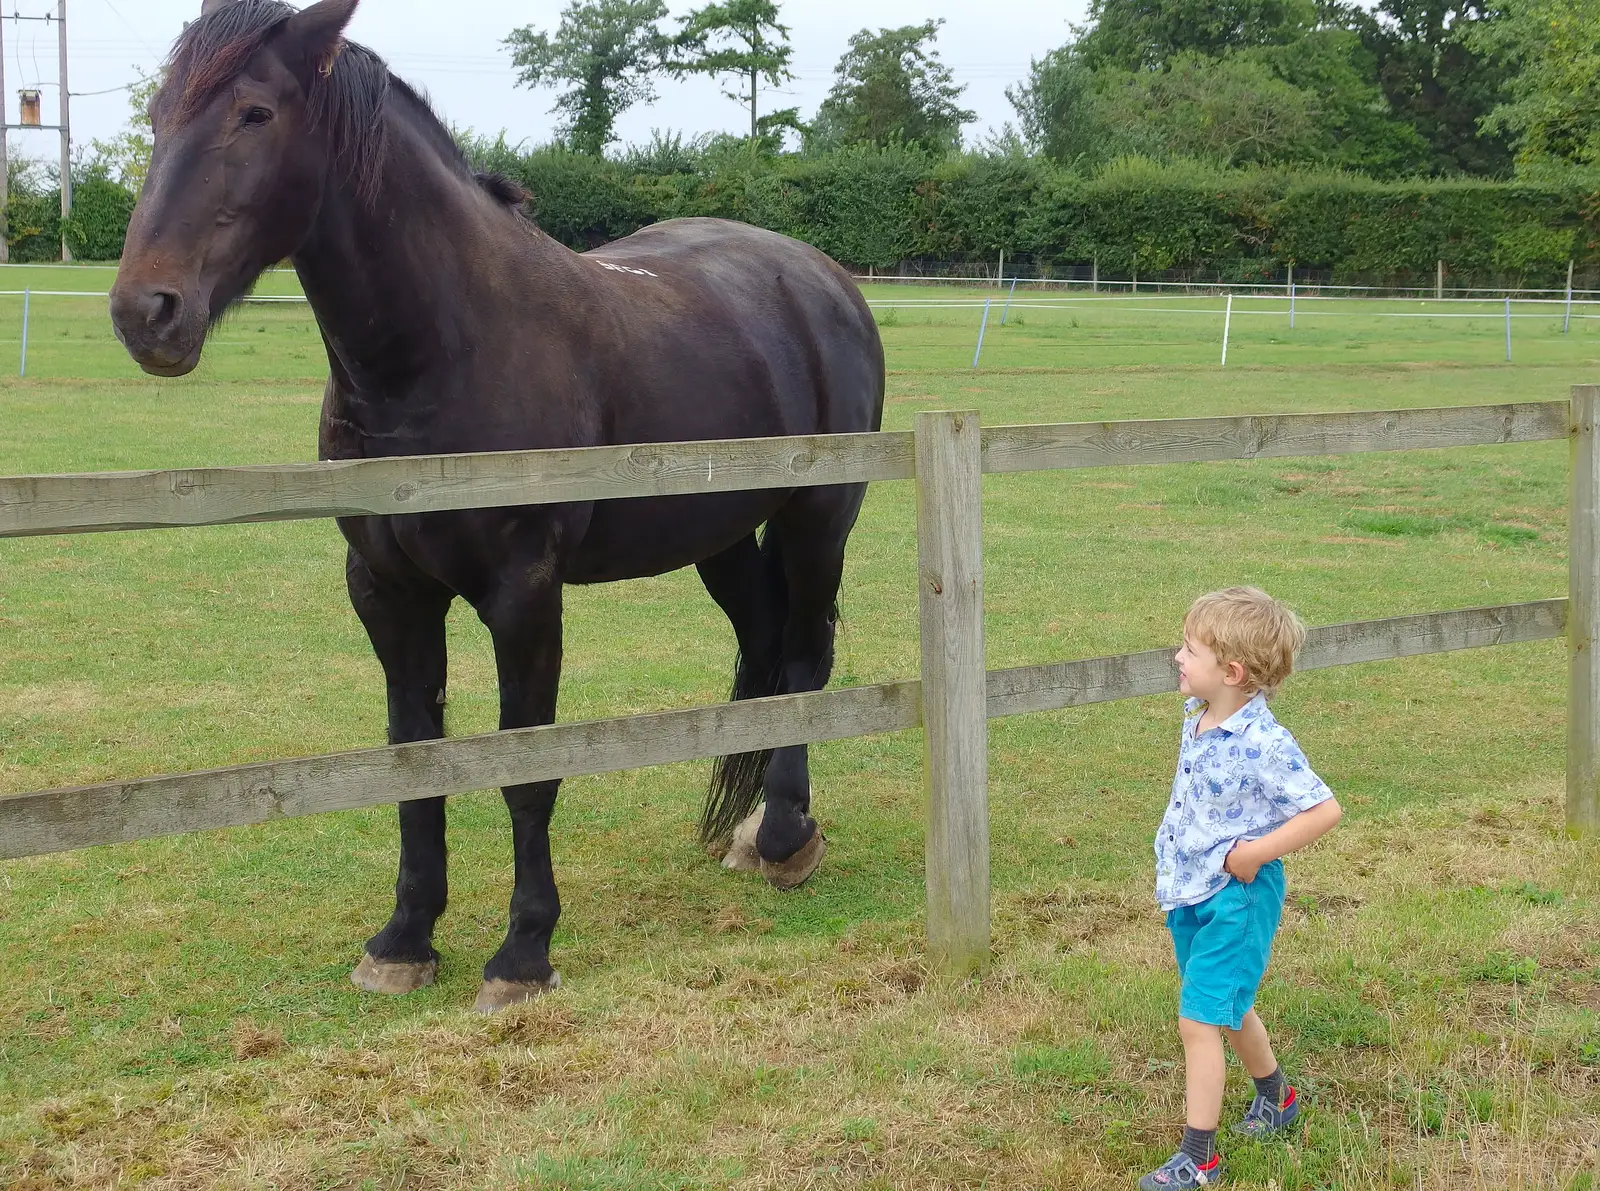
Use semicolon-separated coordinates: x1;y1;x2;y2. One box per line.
701;525;788;846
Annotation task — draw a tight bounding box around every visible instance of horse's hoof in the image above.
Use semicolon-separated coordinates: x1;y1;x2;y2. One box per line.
761;828;827;891
474;971;562;1014
721;804;765;872
351;953;437;995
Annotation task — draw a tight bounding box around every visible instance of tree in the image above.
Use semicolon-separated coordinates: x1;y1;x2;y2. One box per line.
1006;48;1105;167
86;74;158;192
1095;52;1322;166
1252;27;1432;176
1337;0;1511;175
672;0;798;146
1077;0;1315;70
505;0;670;156
1464;0;1600;172
808;21;975;153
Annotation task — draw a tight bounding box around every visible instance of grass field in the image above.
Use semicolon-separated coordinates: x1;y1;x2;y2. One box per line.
1;263;1598;1189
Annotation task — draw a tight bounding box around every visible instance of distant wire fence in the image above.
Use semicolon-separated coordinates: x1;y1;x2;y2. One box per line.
862;288;1598;368
1;271;1597;377
857;255;1596;301
0;286;306;377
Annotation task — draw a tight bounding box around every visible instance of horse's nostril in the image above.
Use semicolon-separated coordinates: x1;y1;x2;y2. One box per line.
143;289;182;332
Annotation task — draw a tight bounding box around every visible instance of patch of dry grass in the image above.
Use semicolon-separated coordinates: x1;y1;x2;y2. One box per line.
2;785;1595;1189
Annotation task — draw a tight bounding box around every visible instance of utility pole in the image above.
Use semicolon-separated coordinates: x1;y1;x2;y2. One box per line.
58;0;70;262
1;11;9;264
0;4;72;262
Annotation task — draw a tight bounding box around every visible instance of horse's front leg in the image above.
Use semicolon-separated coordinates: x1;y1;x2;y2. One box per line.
345;549;455;995
474;577;566;1012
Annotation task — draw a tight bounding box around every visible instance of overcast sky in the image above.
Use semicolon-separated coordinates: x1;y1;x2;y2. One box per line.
27;0;1088;163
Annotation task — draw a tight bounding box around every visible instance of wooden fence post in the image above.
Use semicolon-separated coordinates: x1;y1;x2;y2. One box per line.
1570;385;1600;837
915;410;990;975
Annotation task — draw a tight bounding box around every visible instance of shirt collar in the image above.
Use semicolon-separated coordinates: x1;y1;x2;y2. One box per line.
1193;691;1269;737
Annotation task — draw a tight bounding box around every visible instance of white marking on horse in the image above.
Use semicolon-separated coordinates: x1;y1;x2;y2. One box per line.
597;261;658;278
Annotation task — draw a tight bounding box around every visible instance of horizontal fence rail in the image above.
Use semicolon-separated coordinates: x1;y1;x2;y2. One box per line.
0;600;1565;862
0;402;1569;538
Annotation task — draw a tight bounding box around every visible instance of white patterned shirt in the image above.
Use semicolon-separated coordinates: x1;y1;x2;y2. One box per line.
1154;692;1334;911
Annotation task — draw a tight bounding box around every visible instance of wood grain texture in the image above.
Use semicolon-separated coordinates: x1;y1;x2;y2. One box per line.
915;411;991;978
985;600;1566;718
0;682;921;861
0;432;917;538
980;402;1568;475
0;402;1566;539
0;602;1564;863
1569;386;1600;837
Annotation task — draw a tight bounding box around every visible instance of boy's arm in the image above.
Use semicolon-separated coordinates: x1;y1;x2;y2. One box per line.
1224;798;1343;884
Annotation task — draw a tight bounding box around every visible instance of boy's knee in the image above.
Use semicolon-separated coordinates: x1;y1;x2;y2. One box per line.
1178;1016;1219;1044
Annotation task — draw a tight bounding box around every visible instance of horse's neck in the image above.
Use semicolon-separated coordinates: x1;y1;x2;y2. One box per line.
292;102;566;395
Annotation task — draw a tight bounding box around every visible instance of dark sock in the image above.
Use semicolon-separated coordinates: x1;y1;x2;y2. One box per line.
1253;1067;1286;1107
1180;1125;1217;1165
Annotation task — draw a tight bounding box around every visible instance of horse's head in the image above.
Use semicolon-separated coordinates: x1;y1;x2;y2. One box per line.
110;0;360;377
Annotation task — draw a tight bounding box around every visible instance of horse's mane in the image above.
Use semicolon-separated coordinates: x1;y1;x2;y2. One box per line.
163;0;527;212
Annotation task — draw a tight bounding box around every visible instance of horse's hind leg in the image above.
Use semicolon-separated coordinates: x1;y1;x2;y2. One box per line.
756;483;868;890
696;533;786;867
346;550;454;995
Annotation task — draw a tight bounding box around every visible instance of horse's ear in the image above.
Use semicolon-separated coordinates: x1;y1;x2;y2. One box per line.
284;0;360;77
199;0;237;12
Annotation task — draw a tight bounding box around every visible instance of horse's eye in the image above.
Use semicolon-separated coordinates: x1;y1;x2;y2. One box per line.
241;106;273;127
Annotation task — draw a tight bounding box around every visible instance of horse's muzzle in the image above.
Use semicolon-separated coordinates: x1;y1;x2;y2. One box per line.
109;282;205;377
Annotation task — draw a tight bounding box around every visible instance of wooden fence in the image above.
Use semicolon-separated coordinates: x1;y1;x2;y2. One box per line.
0;392;1593;978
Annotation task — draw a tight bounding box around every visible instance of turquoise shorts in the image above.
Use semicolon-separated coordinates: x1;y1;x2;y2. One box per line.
1166;859;1286;1030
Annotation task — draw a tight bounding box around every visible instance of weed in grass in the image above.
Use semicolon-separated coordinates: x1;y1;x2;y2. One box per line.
1275;986;1392;1051
1463;1085;1496;1123
839;1116;879;1144
1012;1040;1112;1088
510;1152;702;1190
1472;951;1540;984
1481;522;1541;545
1342;511;1452;537
1508;881;1564;906
1406;1083;1452;1135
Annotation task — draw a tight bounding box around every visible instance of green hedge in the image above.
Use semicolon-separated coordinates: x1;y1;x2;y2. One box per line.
35;145;1600;285
4;176;137;262
5;190;62;262
471;147;1600;285
64;178;137;261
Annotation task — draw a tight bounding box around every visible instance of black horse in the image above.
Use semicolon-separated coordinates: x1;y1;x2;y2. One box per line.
109;0;884;1012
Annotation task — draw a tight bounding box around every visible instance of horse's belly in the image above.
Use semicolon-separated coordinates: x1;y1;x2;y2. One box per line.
566;492;786;583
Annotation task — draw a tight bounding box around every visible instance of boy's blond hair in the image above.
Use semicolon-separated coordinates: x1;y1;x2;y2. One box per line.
1184;587;1305;696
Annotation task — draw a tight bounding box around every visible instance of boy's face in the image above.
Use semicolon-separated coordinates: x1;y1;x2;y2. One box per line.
1174;631;1246;701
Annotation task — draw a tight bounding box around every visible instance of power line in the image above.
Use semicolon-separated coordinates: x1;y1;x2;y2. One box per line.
92;0;160;60
69;77;140;97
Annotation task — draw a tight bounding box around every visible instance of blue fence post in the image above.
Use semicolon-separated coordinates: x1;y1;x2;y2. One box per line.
1000;277;1018;326
972;298;993;369
19;288;30;378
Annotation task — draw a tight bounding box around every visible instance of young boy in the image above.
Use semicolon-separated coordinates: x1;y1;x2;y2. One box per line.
1139;588;1342;1190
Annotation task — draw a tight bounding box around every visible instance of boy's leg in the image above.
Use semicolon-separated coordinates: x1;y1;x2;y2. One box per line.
1141;1024;1226;1191
1139;1021;1227;1191
1179;1016;1227;1129
1221;1009;1277;1079
1141;905;1228;1187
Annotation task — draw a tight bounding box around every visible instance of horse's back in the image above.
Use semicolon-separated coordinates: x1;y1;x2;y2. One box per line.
583;219;884;440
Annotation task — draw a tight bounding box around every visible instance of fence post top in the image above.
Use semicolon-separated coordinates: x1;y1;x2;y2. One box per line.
915;409;981;431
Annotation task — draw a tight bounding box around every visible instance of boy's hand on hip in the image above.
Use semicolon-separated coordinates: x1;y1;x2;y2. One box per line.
1224;841;1263;884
